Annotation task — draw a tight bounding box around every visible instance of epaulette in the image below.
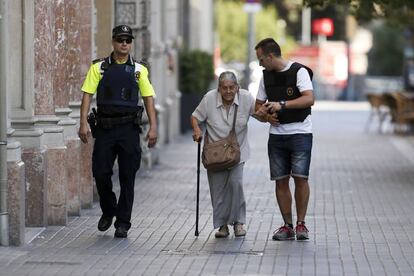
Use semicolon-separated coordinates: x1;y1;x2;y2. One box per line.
92;58;105;64
137;59;149;68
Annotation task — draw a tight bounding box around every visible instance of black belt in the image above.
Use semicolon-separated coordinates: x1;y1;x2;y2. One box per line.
97;114;137;128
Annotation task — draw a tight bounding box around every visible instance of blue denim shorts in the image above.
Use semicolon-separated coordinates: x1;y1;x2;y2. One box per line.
267;133;313;180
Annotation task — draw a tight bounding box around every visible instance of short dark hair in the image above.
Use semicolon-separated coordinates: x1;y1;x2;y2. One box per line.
255;38;281;57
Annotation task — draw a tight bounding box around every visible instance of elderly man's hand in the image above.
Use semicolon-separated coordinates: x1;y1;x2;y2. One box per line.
256;104;268;116
267;113;280;126
192;128;203;143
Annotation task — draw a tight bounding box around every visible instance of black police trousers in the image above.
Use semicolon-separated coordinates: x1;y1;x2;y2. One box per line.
92;123;141;230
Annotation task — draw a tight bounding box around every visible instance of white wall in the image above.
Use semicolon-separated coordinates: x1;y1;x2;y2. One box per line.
189;0;214;53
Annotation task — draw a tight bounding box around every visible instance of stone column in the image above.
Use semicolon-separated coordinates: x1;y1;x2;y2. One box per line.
141;0;159;167
70;0;94;208
4;0;46;230
57;110;80;216
20;134;47;227
33;0;67;226
1;0;27;245
52;0;82;216
163;0;180;142
6;140;25;246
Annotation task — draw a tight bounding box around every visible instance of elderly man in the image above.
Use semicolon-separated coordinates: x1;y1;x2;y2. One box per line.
191;71;256;238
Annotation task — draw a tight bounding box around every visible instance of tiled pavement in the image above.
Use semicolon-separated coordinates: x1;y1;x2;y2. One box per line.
1;101;414;275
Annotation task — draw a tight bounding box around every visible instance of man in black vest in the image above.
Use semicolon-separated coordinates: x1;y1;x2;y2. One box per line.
254;38;314;241
78;25;157;238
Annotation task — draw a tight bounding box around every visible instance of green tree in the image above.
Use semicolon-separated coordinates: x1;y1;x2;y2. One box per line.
261;0;303;39
216;0;296;63
367;23;404;76
179;49;214;94
303;0;413;78
303;0;414;27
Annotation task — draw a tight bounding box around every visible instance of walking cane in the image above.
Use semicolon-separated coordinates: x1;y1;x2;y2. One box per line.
195;141;201;236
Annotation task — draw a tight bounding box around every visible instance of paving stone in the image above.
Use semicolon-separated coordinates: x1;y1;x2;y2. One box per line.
1;103;414;275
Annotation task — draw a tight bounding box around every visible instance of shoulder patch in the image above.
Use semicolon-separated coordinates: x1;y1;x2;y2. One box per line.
92;58;105;64
135;71;141;81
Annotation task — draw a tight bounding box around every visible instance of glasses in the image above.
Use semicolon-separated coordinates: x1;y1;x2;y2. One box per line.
115;37;132;44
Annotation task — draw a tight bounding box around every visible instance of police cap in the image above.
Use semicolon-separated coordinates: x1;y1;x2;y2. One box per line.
112;25;134;39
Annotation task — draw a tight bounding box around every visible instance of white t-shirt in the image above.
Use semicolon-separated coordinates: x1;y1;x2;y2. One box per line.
256;61;313;135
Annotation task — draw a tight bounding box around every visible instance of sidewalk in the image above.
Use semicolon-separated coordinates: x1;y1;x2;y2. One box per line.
1;101;414;275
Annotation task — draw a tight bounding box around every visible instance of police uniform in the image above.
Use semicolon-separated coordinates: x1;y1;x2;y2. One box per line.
81;32;155;231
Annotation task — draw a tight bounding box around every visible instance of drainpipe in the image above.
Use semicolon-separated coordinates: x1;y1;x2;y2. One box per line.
0;0;9;246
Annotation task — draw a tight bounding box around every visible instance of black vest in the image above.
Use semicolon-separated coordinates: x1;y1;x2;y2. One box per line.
263;62;313;124
96;55;141;116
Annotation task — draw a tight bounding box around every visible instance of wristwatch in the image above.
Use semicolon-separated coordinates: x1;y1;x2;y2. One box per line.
279;100;286;110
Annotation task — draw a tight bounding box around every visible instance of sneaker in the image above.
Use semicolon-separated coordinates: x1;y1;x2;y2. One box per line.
97;215;113;232
215;225;229;238
234;223;246;237
295;223;309;240
272;225;295;241
114;226;128;238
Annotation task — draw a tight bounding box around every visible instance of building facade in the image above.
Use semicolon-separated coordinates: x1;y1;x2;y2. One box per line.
0;0;213;246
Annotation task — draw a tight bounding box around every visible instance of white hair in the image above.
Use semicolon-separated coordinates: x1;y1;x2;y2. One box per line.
218;71;238;85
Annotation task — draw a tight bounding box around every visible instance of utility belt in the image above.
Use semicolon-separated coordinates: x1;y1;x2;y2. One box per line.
98;114;139;128
88;107;143;137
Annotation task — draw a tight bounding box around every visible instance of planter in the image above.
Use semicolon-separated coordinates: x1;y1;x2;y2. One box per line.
180;93;203;134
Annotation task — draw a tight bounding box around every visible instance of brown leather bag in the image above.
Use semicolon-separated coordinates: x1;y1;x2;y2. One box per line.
202;106;240;172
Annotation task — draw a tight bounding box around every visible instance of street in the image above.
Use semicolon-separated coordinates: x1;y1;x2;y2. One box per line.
1;101;414;276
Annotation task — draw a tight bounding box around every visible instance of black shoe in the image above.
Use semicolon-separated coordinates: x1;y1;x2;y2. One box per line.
97;215;113;231
114;226;128;238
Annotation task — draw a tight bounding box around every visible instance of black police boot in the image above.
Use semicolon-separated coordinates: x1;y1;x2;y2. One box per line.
97;215;113;231
114;226;128;238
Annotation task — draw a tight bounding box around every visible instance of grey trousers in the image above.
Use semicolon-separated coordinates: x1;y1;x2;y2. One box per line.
207;163;246;228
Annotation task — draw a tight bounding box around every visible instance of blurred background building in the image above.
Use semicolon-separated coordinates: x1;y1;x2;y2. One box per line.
215;0;413;101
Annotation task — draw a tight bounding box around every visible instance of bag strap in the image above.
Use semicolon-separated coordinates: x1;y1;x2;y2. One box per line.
230;105;238;133
205;105;238;144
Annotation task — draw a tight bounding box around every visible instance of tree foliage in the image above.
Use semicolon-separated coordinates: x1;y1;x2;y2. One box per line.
303;0;414;28
367;23;404;76
302;0;413;77
261;0;303;39
179;49;214;94
216;0;296;63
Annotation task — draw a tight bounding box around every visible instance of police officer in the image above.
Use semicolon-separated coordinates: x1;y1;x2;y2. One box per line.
78;25;157;238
